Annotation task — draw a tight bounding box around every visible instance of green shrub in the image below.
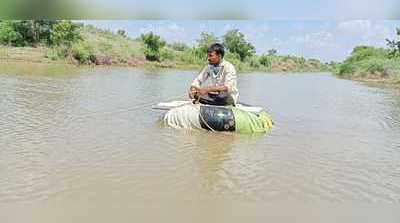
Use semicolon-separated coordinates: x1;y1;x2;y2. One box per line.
365;59;386;74
46;47;68;60
71;41;96;64
247;56;261;69
160;47;176;61
140;32;166;61
337;62;355;76
0;21;24;46
348;46;388;63
51;21;81;47
259;55;273;68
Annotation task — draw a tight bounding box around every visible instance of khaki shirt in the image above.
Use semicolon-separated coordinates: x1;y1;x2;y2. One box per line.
191;59;239;104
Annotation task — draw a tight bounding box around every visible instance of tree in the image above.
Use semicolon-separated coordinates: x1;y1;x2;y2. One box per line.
267;49;278;56
223;29;255;61
9;20;58;46
140;32;166;61
51;21;81;47
197;32;219;53
34;20;59;45
0;21;24;46
386;28;400;58
117;29;127;38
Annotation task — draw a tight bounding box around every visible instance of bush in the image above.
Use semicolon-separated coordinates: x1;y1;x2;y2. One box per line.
259;55;273;68
178;47;206;65
247;56;261;69
348;46;388;63
364;59;386;75
51;21;81;47
386;28;400;58
0;21;24;46
337;62;355;76
141;32;166;61
224;52;246;71
71;41;96;64
160;47;175;61
46;47;68;60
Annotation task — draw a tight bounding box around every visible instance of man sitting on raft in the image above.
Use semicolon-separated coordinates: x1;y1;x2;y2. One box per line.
188;43;238;106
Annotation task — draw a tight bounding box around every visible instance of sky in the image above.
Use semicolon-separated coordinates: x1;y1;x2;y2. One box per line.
83;0;400;19
2;0;400;19
83;20;400;62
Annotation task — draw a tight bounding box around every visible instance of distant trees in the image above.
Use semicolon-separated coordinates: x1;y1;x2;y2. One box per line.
169;42;189;51
197;32;219;54
117;29;127;38
386;28;400;58
267;49;278;56
0;20;81;47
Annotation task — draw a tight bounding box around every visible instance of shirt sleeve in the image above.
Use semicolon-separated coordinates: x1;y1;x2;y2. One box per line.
223;64;237;93
191;65;208;88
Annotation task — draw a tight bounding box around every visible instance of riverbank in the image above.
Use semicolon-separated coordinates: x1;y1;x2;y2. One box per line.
334;46;400;87
0;22;331;74
0;45;331;74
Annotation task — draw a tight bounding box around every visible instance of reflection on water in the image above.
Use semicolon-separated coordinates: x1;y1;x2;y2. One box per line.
1;66;400;222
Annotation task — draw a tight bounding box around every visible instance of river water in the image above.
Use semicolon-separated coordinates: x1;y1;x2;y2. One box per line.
1;66;400;222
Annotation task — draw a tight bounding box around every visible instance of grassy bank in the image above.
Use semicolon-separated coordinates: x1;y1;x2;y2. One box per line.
334;28;400;86
0;21;331;74
334;46;400;86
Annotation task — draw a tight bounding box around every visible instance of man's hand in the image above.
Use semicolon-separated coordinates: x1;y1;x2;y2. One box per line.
188;86;199;99
197;88;209;96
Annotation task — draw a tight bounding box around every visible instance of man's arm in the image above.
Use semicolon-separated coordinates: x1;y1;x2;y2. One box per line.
223;64;237;93
189;66;209;99
191;66;208;89
197;85;228;96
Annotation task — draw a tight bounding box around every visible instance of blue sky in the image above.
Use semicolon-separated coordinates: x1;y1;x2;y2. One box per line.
83;20;400;62
86;0;400;19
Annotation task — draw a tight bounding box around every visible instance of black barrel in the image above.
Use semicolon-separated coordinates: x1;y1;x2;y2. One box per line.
199;105;235;131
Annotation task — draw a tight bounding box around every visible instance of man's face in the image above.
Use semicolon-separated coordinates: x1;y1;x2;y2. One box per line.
208;51;221;65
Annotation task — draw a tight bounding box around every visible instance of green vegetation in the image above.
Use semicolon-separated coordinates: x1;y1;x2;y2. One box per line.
387;28;400;59
223;29;256;61
141;32;166;62
0;20;329;73
335;28;400;85
66;25;141;65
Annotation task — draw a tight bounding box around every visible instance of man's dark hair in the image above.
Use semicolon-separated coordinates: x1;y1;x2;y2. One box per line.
207;43;225;58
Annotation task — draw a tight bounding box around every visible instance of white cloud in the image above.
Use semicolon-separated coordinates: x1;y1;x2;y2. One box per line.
290;30;335;49
335;20;372;36
138;22;189;43
335;20;393;46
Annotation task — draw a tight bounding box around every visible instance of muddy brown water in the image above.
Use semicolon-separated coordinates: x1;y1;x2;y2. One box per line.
1;66;400;222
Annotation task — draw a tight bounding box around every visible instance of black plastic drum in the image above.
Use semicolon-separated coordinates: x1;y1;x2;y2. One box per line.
199;105;235;131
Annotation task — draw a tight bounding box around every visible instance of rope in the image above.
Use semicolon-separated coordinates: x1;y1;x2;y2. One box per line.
196;104;217;132
191;92;217;132
74;94;185;120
